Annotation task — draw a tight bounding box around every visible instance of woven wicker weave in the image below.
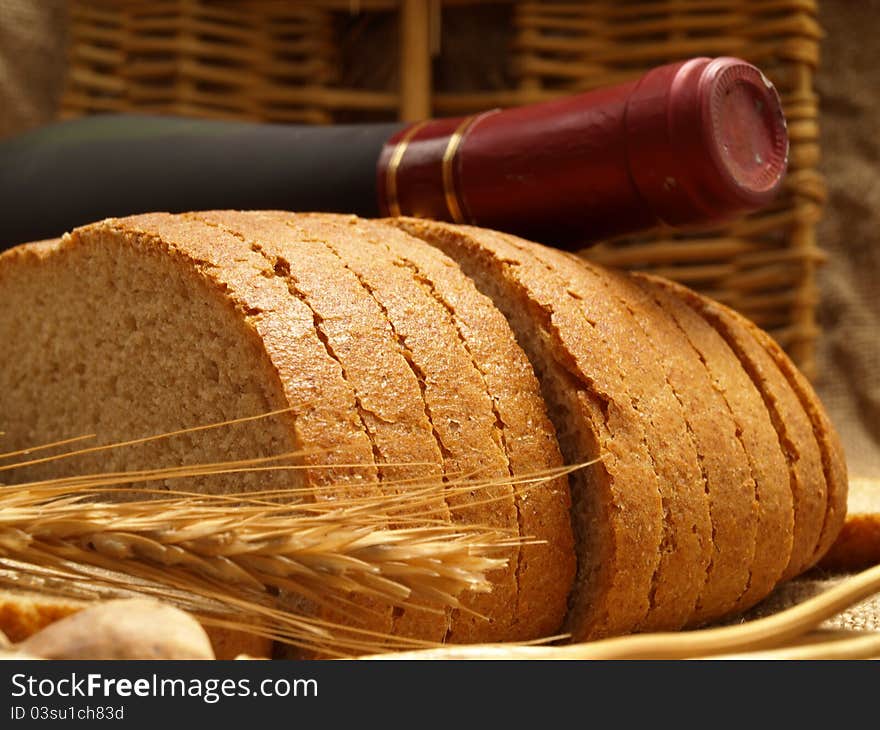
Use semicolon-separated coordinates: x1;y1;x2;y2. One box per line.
60;0;824;375
63;1;340;124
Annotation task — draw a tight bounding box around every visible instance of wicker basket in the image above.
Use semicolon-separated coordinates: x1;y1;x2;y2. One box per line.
60;0;825;376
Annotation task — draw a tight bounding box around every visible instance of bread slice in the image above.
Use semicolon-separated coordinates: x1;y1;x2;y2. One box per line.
648;277;826;579
818;478;878;572
392;218;666;639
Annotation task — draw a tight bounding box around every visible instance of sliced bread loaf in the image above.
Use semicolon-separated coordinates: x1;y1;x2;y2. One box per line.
0;211;845;648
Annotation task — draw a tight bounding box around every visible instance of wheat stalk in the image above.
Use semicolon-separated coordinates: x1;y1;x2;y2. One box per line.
0;490;517;607
359;562;880;660
0;484;528;654
0;410;585;655
0;432;580;654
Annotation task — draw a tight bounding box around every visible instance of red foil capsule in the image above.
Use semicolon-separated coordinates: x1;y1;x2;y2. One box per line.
376;56;789;248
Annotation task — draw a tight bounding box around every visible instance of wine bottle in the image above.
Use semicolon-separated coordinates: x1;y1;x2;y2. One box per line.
0;56;787;250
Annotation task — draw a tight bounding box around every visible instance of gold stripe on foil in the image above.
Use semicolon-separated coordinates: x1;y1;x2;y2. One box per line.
384;121;428;218
440;109;500;224
441;115;479;224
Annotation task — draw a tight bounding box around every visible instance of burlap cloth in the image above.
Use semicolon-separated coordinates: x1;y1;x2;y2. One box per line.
1;0;878;640
813;0;880;480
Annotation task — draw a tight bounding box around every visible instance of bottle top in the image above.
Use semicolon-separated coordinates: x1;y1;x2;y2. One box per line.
376;57;788;247
626;56;788;228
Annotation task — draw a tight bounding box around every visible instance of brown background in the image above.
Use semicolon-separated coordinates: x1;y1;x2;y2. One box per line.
1;0;877;476
812;0;880;477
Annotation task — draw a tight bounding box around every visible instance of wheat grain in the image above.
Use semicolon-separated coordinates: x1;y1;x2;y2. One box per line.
0;414;581;654
0;461;576;654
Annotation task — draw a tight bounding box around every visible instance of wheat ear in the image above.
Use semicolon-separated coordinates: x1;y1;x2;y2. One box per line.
0;466;577;654
0;415;579;654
